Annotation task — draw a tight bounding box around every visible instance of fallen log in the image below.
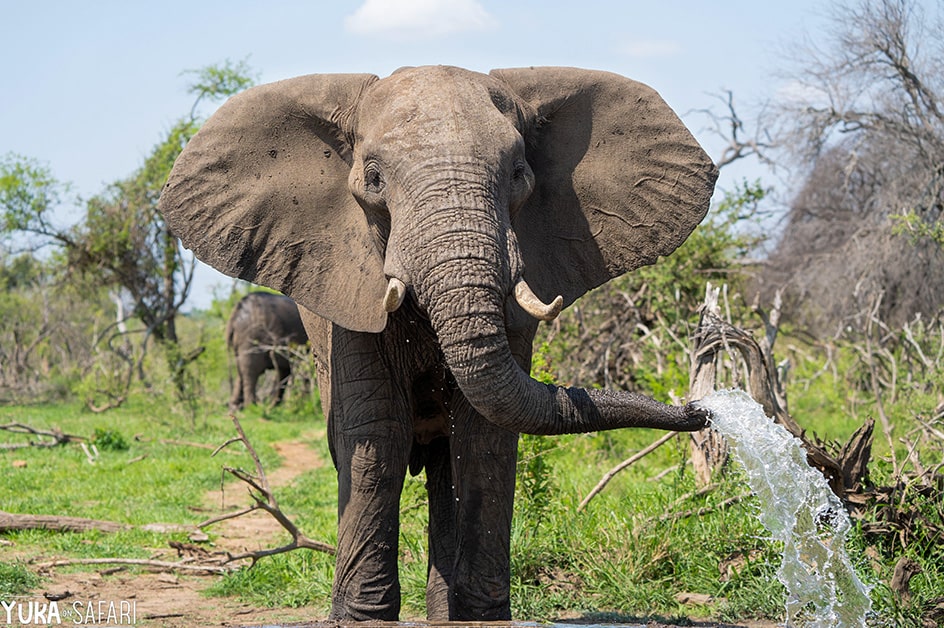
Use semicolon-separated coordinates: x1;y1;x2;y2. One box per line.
0;511;194;535
0;510;128;534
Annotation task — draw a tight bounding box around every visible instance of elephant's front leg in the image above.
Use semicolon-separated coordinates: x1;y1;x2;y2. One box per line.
423;437;456;620
229;368;245;411
240;353;264;408
449;397;519;620
327;329;412;622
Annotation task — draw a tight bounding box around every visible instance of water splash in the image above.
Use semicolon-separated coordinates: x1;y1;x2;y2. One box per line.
697;389;872;627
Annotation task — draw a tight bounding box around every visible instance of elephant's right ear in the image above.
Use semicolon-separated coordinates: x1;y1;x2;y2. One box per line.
159;73;390;333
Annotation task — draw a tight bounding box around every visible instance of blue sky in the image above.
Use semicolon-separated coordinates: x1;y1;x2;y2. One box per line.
2;0;831;307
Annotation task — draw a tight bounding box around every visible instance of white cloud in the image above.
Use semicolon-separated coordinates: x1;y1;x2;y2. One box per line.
344;0;497;40
617;39;682;58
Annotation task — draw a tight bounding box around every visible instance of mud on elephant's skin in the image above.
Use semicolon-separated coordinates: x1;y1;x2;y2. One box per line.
226;292;308;411
159;65;718;621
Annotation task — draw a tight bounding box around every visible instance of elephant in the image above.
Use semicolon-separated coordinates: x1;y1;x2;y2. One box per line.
225;291;308;410
159;65;718;621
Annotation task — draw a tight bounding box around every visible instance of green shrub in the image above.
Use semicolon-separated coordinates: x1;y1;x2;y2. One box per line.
91;427;129;451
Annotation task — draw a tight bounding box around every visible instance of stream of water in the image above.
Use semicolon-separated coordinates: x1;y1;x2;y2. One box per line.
697;389;872;627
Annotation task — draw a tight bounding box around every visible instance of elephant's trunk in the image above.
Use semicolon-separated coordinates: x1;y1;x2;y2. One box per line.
428;278;703;435
404;171;705;436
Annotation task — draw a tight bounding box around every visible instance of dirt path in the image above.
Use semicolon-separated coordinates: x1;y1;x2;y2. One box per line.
29;438;330;627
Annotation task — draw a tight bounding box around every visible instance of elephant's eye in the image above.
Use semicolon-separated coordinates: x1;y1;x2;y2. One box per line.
512;161;527;181
364;163;385;195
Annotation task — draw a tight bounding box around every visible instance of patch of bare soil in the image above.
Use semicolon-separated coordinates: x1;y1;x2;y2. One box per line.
34;571;316;627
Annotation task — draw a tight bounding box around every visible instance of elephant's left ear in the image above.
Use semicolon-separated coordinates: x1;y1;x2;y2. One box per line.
160;73;390;333
490;67;718;309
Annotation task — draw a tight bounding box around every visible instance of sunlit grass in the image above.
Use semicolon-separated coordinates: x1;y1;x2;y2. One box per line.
0;392;323;584
0;562;42;601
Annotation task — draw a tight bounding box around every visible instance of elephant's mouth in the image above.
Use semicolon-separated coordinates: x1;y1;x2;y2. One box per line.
383;274;560;322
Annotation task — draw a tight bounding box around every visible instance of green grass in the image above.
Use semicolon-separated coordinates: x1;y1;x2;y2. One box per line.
506;430;788;622
1;393;930;624
0;562;41;602
0;394;320;572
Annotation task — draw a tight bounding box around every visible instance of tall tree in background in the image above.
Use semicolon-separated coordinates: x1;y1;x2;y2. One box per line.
1;59;257;406
758;0;944;332
72;59;257;344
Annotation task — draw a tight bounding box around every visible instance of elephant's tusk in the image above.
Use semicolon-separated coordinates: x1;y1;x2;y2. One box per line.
384;277;408;313
515;280;563;321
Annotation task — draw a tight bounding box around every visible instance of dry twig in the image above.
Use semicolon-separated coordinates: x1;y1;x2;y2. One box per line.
198;415;336;562
864;293;899;476
655;493;748;523
0;422;85;450
577;430;679;512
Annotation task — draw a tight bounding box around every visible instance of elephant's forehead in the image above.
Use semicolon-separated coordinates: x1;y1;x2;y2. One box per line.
362;67;514;138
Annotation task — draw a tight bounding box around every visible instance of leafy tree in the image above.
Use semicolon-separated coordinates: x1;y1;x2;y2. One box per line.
71;58;258;345
0;154;76;252
71;120;198;344
0;58;258;408
183;60;257;119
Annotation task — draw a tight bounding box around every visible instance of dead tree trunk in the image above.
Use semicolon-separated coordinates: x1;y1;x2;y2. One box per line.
688;286;729;486
688;284;868;497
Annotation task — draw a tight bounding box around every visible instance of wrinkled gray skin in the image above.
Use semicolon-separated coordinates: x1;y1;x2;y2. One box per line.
160;66;718;621
226;292;308;410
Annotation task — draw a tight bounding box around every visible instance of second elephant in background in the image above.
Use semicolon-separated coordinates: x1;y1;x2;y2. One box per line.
226;292;309;410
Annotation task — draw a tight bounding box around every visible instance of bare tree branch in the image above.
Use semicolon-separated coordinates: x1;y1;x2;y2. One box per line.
577;430;679;512
759;0;944;332
198;415;336;563
0;422;85;450
694;90;777;170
